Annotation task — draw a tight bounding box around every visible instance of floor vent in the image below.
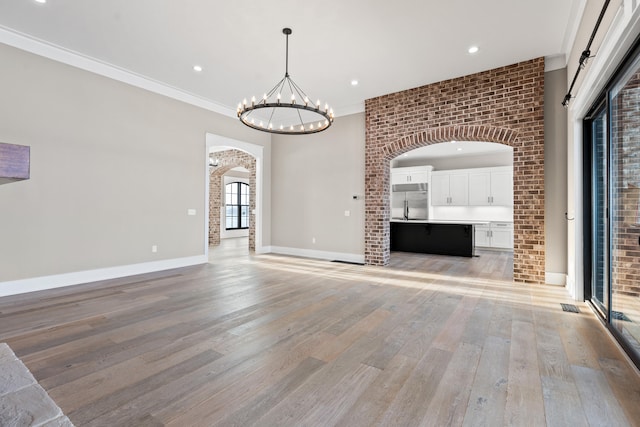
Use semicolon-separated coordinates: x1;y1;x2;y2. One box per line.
561;303;580;313
612;311;632;322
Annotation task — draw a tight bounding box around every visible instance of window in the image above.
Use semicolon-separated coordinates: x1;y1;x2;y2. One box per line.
584;38;640;369
225;182;249;230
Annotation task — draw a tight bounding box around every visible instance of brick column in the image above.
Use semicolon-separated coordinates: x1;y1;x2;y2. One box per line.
365;58;545;284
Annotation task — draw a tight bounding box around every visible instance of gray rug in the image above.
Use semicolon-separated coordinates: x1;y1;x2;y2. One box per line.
0;343;74;427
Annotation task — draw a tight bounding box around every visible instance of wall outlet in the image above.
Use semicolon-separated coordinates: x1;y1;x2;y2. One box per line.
344;210;351;217
187;209;196;216
151;245;158;253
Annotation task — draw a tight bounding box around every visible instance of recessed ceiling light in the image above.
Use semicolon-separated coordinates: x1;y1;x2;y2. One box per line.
457;148;463;151
468;46;479;54
193;65;203;72
34;0;46;3
351;79;359;86
450;140;456;144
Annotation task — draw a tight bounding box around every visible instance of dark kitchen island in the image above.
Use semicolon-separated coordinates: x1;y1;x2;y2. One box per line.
390;220;487;257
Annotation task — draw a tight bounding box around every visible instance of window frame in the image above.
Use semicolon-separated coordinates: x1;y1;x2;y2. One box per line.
225;181;250;230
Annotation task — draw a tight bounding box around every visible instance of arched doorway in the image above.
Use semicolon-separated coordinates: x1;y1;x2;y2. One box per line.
205;134;266;258
208;149;256;251
364;58;546;284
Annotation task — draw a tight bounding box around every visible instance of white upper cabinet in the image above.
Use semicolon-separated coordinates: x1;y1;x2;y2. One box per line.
489;169;513;206
467;167;513;206
431;171;468;205
391;166;431;185
431;173;450;205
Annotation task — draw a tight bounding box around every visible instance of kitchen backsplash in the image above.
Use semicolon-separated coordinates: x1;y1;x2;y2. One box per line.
430;205;513;222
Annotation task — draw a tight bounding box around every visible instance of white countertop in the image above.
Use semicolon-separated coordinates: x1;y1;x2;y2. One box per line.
390;219;491;225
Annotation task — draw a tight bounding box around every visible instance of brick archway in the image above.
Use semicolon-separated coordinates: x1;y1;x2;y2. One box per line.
209;149;256;251
365;58;545;284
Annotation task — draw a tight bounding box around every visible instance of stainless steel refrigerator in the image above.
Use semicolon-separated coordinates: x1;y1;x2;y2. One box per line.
391;183;429;220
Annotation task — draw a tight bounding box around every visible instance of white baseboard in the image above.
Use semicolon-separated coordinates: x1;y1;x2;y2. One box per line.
256;245;272;254
545;272;567;286
268;246;365;264
0;255;207;298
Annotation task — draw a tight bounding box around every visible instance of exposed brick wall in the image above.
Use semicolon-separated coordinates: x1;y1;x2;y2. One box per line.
209;149;256;251
611;72;640;298
365;57;545;284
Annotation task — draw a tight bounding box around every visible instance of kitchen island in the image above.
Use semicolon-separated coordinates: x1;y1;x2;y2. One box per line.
390;220;489;257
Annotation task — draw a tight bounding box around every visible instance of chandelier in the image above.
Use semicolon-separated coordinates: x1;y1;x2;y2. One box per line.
237;28;334;135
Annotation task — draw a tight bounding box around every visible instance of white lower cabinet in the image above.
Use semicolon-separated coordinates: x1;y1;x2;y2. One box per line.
474;226;491;247
475;222;513;249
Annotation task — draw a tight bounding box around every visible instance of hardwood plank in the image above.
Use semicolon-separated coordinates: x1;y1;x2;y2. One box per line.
0;241;637;426
69;349;221;425
210;357;327;427
375;347;452;426
503;320;545;426
312;308;392;362
541;375;588;427
462;335;511;426
421;342;482;426
572;365;631;426
597;357;640;424
295;363;381;426
335;354;419;427
432;295;479;352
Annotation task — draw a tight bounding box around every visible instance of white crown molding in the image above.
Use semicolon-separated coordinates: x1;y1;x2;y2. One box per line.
0;255;207;298
334;102;365;117
0;26;237;119
545;54;567;72
561;0;589;64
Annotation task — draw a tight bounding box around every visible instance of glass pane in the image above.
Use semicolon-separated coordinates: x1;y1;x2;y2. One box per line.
226;217;235;229
241;216;248;228
610;61;640;359
225;206;233;216
225;193;233;205
592;109;608;312
241;193;249;206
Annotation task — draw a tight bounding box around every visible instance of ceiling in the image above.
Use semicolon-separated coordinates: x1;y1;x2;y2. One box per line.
0;0;584;118
399;141;512;161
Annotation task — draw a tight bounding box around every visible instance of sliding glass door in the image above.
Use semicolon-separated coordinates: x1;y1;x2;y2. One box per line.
609;57;640;357
585;40;640;367
590;106;608;316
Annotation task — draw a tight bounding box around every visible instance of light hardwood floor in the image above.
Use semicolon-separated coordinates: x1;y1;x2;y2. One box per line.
1;238;639;426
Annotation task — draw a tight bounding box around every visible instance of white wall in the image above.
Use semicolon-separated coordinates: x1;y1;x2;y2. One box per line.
545;68;569;278
270;113;365;262
0;43;271;294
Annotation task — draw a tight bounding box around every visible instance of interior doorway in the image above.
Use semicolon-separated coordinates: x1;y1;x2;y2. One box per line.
205;134;265;260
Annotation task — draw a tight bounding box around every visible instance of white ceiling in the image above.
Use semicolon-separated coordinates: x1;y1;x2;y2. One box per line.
0;0;584;118
399;141;512;161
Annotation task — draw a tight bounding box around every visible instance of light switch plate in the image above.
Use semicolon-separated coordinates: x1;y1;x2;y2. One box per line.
187;209;196;216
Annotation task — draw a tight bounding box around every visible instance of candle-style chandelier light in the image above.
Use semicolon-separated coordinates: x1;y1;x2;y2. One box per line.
237;28;334;135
